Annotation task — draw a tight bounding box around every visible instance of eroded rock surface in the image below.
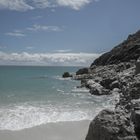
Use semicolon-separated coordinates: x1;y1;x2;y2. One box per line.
91;30;140;66
86;109;137;140
73;30;140;140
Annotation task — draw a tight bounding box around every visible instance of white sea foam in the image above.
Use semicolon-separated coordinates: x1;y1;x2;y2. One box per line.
53;75;72;81
0;66;119;133
57;89;64;93
0;103;93;131
0;91;119;131
71;87;89;93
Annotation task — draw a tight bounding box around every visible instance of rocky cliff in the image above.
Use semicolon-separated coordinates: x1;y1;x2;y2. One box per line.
91;30;140;66
74;30;140;140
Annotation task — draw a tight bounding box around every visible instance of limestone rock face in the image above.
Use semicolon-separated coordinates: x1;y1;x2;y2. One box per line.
86;109;137;140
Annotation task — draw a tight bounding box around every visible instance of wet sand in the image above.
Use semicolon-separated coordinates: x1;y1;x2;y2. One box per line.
0;120;90;140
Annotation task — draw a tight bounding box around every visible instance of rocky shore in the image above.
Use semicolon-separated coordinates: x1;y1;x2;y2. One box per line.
74;30;140;140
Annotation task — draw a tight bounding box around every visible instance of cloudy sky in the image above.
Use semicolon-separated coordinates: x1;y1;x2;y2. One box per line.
0;0;140;66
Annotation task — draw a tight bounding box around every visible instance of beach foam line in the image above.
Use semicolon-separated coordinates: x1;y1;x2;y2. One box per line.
71;87;89;93
0;103;93;131
0;92;119;131
53;75;72;81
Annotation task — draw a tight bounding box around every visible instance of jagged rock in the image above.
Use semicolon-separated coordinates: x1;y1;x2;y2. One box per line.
136;58;140;74
90;87;109;96
110;80;120;90
115;62;133;72
131;99;140;110
91;30;140;66
100;77;116;89
62;72;72;78
128;87;140;100
86;110;136;140
131;109;140;139
76;68;89;75
85;80;110;95
73;73;93;80
85;80;101;88
73;30;140;140
86;109;137;140
116;73;140;112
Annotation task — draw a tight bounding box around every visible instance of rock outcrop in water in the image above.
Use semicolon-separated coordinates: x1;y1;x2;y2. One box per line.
62;72;72;78
73;30;140;140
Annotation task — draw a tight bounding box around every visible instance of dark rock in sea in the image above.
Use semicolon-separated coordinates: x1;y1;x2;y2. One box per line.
62;72;72;78
76;68;89;75
86;109;137;140
91;30;140;66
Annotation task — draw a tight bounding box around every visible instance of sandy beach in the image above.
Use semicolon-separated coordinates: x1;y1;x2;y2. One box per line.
0;120;90;140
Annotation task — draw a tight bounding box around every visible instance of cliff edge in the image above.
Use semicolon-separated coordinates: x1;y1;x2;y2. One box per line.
91;30;140;66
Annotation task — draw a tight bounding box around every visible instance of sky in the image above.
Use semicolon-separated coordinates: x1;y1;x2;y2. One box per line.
0;0;140;66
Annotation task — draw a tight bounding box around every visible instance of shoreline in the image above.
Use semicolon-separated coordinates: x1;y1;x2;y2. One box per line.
0;120;90;140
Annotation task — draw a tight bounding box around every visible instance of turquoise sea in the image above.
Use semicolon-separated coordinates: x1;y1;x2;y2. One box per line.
0;66;117;131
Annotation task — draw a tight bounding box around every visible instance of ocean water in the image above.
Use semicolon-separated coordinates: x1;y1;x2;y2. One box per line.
0;66;118;131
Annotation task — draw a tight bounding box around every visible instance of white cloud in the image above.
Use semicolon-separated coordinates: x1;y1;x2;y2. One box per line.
0;0;34;11
56;0;91;10
54;49;72;53
5;24;62;37
0;51;101;66
5;30;25;37
32;0;91;10
32;0;49;8
32;0;54;9
0;0;93;11
27;24;62;32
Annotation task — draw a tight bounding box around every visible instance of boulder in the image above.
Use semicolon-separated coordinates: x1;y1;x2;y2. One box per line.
90;87;110;96
85;80;110;95
62;72;72;78
86;109;137;140
100;77;116;89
